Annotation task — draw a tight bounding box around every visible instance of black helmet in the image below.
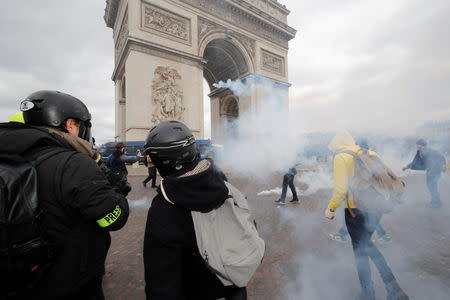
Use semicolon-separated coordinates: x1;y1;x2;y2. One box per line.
144;120;199;177
20;90;92;141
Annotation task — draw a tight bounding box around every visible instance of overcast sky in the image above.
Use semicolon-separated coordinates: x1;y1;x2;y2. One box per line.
1;0;449;143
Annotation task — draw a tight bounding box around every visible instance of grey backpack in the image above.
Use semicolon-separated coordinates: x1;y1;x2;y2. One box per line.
161;180;265;287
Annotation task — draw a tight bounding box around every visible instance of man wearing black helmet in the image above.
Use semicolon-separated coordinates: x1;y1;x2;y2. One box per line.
143;120;246;300
402;138;446;208
0;90;129;299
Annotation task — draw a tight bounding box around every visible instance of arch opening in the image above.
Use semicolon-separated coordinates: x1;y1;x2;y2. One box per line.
202;38;249;90
202;38;250;142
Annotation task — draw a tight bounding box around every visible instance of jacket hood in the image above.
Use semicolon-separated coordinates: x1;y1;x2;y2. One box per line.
0;122;70;155
328;130;360;153
160;160;229;212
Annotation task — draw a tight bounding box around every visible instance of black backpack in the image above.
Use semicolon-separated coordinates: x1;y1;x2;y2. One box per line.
0;148;66;296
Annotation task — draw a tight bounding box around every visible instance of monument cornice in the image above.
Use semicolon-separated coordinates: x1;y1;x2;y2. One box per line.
112;37;205;81
230;0;294;34
179;0;296;49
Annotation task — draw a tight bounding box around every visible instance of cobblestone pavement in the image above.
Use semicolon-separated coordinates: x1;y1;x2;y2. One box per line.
103;168;450;299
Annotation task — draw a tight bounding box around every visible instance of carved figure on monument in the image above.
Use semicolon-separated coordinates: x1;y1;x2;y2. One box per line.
152;66;185;123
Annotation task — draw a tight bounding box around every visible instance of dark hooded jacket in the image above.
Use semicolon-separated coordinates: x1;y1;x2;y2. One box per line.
407;148;446;176
0;123;129;298
107;149;128;174
143;160;230;300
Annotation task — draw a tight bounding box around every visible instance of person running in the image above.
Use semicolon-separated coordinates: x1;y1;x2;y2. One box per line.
274;166;298;205
329;139;391;244
324;131;408;300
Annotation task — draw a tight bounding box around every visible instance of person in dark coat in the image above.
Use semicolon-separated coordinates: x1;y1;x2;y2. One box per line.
143;120;246;300
0;90;129;299
106;143;131;196
107;143;127;174
275;166;298;204
402;139;446;208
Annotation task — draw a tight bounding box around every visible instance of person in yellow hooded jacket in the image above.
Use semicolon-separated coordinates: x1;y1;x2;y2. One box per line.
324;131;408;300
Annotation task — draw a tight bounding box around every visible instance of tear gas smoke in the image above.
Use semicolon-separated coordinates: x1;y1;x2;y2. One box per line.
213;75;304;181
210;76;450;299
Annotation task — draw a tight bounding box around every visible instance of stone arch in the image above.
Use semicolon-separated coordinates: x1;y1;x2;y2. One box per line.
199;33;254;90
200;36;253;142
220;95;239;120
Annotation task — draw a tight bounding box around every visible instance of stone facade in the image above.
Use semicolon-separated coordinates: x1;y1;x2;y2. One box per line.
105;0;295;142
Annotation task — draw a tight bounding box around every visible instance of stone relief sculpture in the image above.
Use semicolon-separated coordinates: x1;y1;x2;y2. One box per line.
261;49;285;76
152;66;185;123
142;2;191;44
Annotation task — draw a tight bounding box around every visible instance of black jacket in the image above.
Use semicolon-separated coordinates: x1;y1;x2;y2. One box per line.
0;123;129;297
407;148;446;175
143;161;230;300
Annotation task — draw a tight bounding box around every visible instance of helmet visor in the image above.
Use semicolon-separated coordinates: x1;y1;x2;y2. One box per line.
78;120;92;142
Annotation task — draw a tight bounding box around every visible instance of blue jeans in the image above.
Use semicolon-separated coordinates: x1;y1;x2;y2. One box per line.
345;209;396;294
426;173;441;205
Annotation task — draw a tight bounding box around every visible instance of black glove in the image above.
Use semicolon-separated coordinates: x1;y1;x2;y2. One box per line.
101;166;131;196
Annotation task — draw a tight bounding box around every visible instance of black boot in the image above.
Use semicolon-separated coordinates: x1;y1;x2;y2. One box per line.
290;195;299;203
386;281;409;300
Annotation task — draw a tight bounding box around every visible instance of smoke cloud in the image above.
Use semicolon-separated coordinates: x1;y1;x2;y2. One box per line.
213;75;304;181
211;75;450;299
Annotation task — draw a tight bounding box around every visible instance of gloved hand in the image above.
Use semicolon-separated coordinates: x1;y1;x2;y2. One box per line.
325;206;335;220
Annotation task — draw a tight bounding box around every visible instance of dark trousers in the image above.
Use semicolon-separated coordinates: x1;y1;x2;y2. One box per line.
338;212;386;237
143;167;157;187
280;174;297;201
426;173;441;205
345;209;396;295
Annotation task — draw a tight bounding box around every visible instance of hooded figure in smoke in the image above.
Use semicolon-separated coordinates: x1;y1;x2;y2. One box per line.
402;139;446;208
324;131;409;300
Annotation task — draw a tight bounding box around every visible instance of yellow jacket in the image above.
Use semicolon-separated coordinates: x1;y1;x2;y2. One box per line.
327;131;378;211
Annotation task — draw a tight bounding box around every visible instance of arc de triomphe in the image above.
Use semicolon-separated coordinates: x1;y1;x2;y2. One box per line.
104;0;296;142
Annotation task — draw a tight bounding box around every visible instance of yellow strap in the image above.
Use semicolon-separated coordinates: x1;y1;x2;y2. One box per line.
96;205;122;227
